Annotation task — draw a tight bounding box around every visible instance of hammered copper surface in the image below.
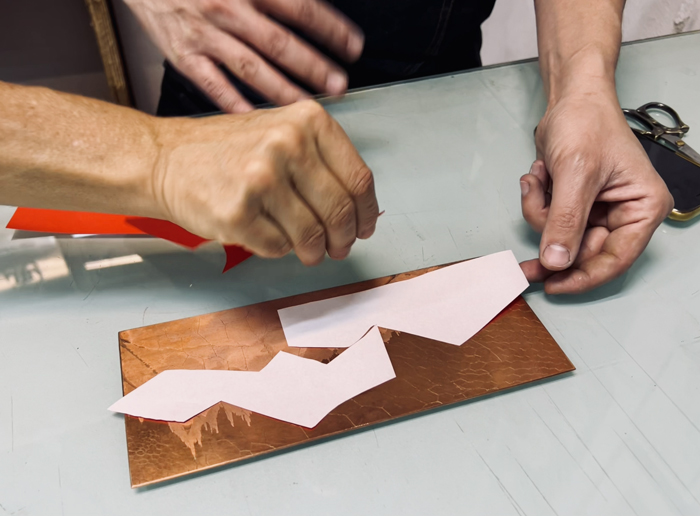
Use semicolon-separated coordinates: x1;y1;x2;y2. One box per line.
119;264;574;487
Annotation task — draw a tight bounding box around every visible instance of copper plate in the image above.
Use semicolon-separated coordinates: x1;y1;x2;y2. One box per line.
118;263;574;487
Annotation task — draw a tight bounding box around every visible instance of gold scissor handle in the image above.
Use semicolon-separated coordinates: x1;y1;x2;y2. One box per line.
636;102;690;136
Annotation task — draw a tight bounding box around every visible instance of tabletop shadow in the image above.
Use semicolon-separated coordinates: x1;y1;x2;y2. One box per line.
55;237;375;309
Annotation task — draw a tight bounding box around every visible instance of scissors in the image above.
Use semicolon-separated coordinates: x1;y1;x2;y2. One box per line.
623;102;700;166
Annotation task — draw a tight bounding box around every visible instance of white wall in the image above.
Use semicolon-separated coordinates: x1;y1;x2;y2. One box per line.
109;0;700;112
481;0;700;66
111;0;167;114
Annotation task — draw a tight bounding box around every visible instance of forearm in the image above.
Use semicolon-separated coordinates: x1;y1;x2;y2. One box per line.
534;0;625;102
0;81;162;217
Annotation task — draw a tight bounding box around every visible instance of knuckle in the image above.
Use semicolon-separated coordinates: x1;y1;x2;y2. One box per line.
297;223;326;250
292;0;317;25
262;236;292;258
264;123;305;153
215;205;249;232
551;210;579;232
171;33;206;65
567;272;593;295
171;44;195;67
264;29;291;60
234;54;260;80
200;0;229;17
347;164;374;197
552;151;598;180
293;99;325;120
243;159;279;194
326;199;355;230
183;22;206;49
646;182;674;223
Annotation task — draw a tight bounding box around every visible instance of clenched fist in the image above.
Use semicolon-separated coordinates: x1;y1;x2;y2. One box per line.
151;100;379;264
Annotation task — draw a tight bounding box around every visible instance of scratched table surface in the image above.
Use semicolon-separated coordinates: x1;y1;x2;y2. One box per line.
2;32;700;516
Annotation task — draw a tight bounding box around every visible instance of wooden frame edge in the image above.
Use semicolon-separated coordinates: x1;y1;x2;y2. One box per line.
84;0;133;106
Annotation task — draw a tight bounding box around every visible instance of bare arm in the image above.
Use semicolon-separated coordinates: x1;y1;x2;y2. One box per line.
519;0;672;294
0;81;379;264
535;0;624;101
0;81;160;216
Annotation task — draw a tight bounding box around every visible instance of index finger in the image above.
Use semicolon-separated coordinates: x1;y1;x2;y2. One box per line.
260;0;364;62
310;104;379;239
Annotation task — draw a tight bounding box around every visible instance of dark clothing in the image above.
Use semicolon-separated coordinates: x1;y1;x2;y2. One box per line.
157;0;497;117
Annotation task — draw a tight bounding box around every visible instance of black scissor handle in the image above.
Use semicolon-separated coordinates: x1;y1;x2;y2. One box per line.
637;102;690;135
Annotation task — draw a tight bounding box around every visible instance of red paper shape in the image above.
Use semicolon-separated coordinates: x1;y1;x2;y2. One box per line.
7;208;251;272
8;208;145;235
124;217;208;249
223;245;253;272
126;217;252;269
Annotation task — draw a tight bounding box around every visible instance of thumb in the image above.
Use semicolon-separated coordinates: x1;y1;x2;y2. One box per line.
539;164;598;271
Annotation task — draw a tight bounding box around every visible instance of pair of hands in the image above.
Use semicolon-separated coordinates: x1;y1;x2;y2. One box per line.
129;0;673;293
152;92;672;294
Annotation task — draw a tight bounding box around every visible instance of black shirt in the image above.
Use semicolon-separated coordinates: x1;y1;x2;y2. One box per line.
157;0;497;116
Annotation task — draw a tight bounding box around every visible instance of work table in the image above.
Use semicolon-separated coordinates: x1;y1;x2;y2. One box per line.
1;31;700;516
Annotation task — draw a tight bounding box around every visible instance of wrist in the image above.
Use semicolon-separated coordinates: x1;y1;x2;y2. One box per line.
135;115;178;222
94;112;171;221
143;116;207;224
543;51;617;105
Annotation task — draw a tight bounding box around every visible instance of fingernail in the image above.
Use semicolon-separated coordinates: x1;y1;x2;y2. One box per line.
346;32;364;60
520;181;529;196
543;244;570;268
326;72;348;95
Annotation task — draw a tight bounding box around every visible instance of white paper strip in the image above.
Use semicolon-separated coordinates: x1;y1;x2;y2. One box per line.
109;326;395;428
278;250;528;348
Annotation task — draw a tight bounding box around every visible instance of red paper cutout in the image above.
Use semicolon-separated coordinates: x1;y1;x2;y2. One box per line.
7;208;251;272
124;217;208;249
8;208;145;235
223;245;253;272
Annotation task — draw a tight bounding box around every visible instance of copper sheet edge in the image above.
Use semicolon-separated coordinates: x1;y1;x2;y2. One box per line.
118;263;575;487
